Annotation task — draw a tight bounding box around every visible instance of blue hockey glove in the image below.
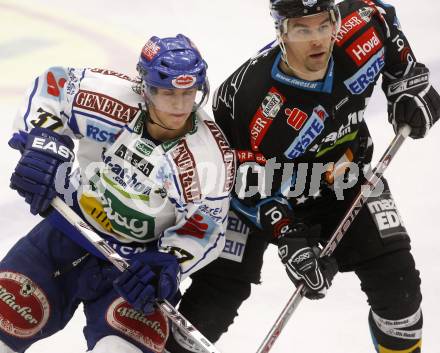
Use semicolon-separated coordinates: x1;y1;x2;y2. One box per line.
9;127;75;215
278;223;338;300
113;251;181;315
383;63;440;139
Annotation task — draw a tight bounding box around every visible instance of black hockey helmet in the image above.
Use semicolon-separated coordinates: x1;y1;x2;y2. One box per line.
270;0;339;33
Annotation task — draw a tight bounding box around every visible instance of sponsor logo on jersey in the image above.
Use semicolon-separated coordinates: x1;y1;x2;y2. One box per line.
391;34;415;63
46;71;66;97
171;75;196;89
175;210;217;246
284;105;328;159
106;240;148;257
114;144;154;177
0;272;50;338
74;90;139;124
142;39;161;61
198;204;224;223
106;297;168;353
262;203;293;239
285;107;308;130
367;192;407;239
99;192;155;239
170;140;202;202
176;213;209;239
102;154;153;196
336;11;369;46
220;213;249;263
273;71;322;90
261;90;284;118
40;67;68;100
66;68;79;97
86;120;120;143
344;48;385;95
90;68;137;82
235;150;267;165
358;6;375;23
347;27;382;66
204;121;236;192
135;140;155;157
249;87;286;151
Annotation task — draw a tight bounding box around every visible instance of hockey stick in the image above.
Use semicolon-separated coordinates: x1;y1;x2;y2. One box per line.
51;196;221;353
256;125;411;353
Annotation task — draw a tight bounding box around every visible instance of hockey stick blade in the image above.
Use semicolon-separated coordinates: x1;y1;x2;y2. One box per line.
256;125;411;353
51;197;221;353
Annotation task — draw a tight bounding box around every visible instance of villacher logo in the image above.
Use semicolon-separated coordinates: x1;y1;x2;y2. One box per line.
0;272;50;338
106;297;168;353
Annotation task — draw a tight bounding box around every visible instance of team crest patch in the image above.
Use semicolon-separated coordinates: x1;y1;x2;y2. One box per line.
0;272;50;338
106;297;169;353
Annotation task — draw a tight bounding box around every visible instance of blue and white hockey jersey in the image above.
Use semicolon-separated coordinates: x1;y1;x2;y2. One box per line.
13;67;236;279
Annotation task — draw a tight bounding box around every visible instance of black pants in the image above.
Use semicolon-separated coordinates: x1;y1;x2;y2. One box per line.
165;179;422;352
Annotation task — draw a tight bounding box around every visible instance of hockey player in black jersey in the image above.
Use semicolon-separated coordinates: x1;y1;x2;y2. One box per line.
165;1;440;352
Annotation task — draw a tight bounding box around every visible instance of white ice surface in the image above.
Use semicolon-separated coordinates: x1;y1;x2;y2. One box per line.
0;0;439;352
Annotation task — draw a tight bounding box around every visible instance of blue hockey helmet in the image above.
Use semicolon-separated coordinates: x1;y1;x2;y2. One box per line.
137;34;209;112
137;34;208;90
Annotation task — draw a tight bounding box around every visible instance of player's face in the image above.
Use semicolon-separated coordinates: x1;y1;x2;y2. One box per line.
283;12;335;74
148;87;196;130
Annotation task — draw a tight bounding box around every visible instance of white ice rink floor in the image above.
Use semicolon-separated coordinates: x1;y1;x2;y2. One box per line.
0;1;439;352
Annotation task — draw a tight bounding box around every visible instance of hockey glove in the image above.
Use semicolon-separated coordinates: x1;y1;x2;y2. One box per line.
278;224;338;300
113;251;181;315
383;63;440;139
9;127;75;215
231;196;295;241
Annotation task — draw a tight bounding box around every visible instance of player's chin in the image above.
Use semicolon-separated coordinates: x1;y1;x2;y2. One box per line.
307;54;330;70
165;113;191;128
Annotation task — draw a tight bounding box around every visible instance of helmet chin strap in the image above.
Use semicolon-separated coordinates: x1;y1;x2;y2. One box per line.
141;92;179;131
147;106;179;131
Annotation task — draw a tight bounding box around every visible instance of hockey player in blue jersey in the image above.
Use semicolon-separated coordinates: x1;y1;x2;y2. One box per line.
0;34;235;353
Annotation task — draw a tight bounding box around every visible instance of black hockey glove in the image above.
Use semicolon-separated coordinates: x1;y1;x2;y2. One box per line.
278;224;338;300
231;196;295;241
383;63;440;139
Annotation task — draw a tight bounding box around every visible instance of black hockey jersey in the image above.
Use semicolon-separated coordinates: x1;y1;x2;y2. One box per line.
213;0;417;201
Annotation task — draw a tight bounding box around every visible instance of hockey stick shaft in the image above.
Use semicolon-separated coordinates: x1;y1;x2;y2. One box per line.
256;125;411;353
51;196;221;353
